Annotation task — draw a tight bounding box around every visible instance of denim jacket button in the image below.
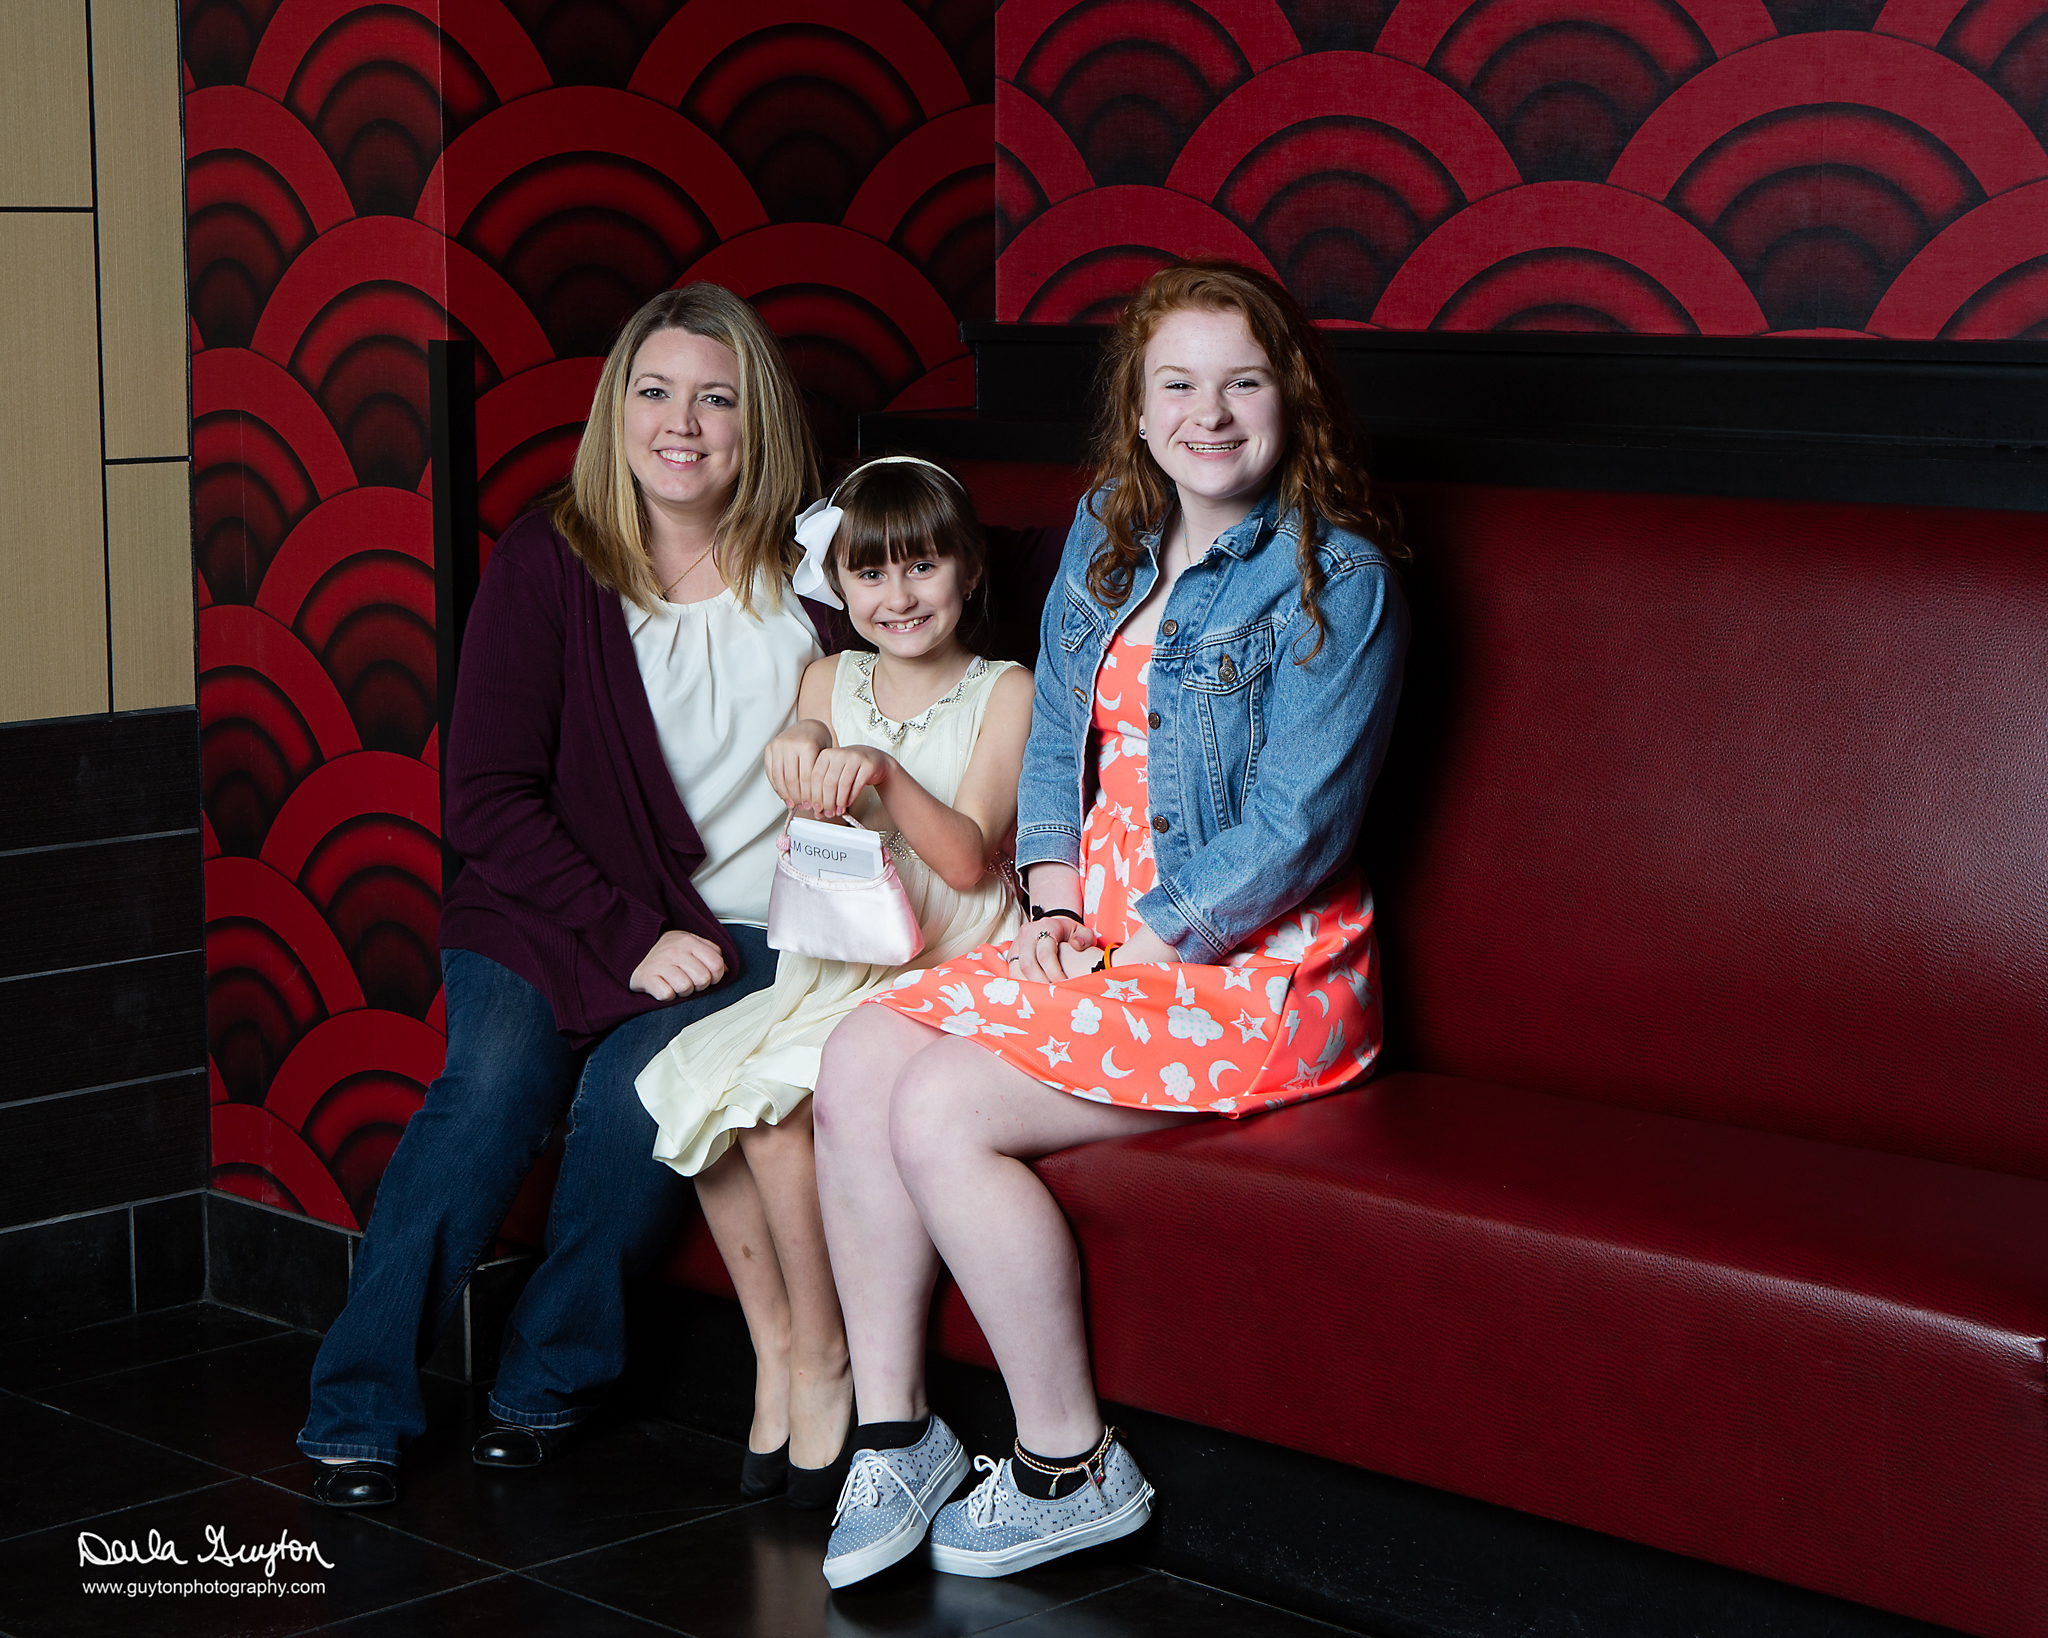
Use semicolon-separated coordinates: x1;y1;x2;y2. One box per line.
1147;710;1161;729
1072;687;1086;701
1218;655;1237;684
1160;618;1178;637
1152;814;1170;833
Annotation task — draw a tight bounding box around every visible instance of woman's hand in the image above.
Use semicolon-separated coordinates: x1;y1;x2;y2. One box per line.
1109;924;1177;968
764;720;833;809
803;744;892;819
630;930;727;1002
1008;914;1096;984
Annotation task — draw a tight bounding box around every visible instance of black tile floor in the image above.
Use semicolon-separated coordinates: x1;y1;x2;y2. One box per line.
0;1304;1365;1638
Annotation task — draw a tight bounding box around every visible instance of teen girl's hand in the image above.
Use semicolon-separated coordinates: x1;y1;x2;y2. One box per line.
765;719;832;809
805;744;893;819
631;929;727;1001
1110;925;1177;967
1009;915;1096;983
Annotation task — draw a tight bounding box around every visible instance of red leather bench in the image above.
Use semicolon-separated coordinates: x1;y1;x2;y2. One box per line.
647;481;2047;1637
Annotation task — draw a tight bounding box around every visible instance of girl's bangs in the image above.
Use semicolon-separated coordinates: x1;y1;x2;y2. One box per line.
833;482;969;570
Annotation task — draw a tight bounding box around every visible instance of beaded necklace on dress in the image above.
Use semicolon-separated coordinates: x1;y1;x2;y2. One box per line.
852;652;987;746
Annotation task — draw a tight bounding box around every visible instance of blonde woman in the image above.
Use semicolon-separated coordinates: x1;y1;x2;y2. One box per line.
300;285;844;1509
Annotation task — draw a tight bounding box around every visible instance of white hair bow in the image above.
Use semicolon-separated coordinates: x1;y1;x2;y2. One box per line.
790;456;965;612
791;496;845;609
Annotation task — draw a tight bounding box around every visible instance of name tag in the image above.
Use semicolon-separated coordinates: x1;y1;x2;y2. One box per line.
786;817;886;882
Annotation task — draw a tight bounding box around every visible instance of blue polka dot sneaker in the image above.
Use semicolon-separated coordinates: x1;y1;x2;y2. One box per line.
928;1430;1154;1578
821;1416;970;1590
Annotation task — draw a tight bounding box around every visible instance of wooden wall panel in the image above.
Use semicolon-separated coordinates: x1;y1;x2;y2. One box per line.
0;0;93;208
0;216;108;723
107;462;194;708
91;0;188;459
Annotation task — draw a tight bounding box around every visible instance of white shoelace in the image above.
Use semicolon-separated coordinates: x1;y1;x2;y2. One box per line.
964;1455;1007;1527
833;1449;931;1528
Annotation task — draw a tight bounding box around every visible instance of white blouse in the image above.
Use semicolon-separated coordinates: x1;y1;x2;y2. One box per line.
624;577;821;927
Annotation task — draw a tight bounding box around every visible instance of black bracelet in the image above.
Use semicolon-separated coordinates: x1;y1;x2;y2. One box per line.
1028;904;1084;925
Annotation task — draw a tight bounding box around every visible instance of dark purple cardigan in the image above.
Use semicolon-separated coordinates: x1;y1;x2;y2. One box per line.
439;509;846;1045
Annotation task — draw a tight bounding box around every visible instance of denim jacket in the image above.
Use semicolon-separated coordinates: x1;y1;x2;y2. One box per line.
1016;487;1408;963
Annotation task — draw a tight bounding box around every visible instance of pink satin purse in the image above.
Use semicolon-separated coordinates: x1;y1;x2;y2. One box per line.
766;816;925;967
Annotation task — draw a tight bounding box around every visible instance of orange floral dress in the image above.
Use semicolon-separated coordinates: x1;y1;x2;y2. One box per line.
870;632;1384;1116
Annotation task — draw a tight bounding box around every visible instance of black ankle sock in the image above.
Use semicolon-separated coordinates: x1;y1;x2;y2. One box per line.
1012;1441;1097;1500
855;1416;929;1453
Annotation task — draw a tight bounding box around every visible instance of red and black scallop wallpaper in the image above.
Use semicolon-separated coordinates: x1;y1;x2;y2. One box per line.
187;0;995;1228
995;0;2048;334
190;0;2046;1232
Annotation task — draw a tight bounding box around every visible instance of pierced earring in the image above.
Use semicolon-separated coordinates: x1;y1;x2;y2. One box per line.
1137;423;1147;438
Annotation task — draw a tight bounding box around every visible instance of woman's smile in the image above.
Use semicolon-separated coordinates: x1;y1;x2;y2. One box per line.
624;329;744;521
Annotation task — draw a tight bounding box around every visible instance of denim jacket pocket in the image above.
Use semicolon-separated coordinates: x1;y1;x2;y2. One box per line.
1058;585;1098;653
1180;620;1276;830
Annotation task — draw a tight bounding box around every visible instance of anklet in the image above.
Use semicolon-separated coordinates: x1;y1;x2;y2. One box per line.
1013;1425;1117;1495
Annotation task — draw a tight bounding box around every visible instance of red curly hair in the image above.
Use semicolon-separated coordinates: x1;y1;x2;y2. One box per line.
1084;259;1404;661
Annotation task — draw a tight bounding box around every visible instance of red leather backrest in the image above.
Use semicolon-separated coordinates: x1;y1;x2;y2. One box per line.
1362;483;2048;1178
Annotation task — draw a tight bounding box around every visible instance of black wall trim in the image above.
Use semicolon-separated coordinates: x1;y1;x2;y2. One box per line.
0;950;205;1106
865;326;2048;512
0;831;203;980
199;1190;530;1383
429;339;480;897
0;1193;205;1344
0;1074;208;1230
0;708;200;852
205;1192;353;1334
0;708;208;1261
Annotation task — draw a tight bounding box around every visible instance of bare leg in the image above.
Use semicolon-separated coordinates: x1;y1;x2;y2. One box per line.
694;1146;792;1455
813;1007;949;1424
888;1036;1190;1458
735;1100;852;1468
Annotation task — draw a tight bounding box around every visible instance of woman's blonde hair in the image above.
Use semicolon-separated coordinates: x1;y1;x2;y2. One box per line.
551;284;819;614
1086;259;1404;661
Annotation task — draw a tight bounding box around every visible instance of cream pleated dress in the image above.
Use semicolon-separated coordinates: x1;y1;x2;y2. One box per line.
636;650;1024;1175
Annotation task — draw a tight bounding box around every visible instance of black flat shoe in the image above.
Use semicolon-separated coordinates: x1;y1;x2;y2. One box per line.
471;1422;578;1469
785;1425;854;1511
309;1461;398;1508
739;1440;789;1499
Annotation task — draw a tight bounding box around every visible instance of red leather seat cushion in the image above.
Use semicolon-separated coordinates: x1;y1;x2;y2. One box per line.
931;1076;2048;1638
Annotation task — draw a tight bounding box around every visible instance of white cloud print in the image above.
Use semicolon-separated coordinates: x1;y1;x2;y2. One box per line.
1168;1004;1224;1046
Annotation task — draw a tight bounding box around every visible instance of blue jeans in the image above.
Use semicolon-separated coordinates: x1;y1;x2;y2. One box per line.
298;931;773;1465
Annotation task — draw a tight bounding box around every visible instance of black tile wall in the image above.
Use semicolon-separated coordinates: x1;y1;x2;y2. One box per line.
0;708;209;1335
206;1192;355;1332
0;1210;133;1343
0;1075;209;1231
0;830;204;980
0;949;206;1106
134;1191;206;1309
0;708;200;851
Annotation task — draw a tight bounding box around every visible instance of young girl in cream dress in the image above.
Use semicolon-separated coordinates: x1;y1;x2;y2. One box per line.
636;456;1030;1507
